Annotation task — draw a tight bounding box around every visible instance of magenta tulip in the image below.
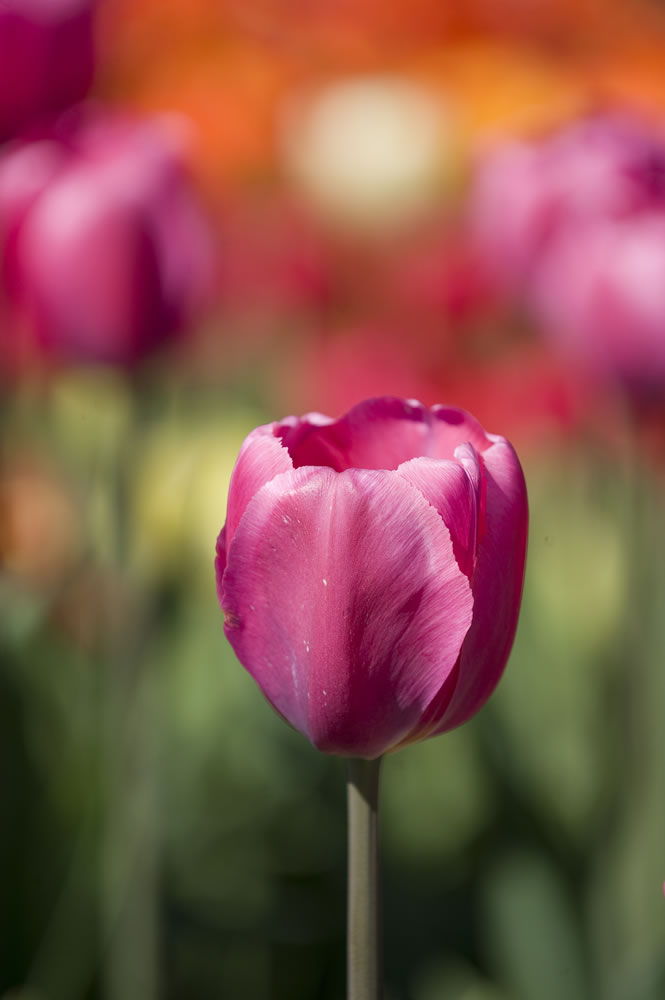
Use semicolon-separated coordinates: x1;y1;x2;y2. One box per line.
0;0;97;142
468;113;665;387
0;111;214;367
531;213;665;382
216;397;528;758
469;113;665;295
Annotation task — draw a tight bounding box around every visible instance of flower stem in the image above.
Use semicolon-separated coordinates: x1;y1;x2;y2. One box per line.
346;756;382;1000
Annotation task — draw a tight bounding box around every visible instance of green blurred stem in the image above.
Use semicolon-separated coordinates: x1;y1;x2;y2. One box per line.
99;383;159;1000
347;756;382;1000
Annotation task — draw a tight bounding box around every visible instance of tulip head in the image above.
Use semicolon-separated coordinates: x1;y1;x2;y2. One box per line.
216;397;528;758
469;113;665;386
532;213;665;384
0;111;214;367
469;113;665;295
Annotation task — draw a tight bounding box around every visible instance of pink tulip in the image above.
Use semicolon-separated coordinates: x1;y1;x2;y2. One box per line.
216;397;527;758
0;0;97;142
468;113;665;388
532;213;665;383
0;111;214;366
469;113;665;294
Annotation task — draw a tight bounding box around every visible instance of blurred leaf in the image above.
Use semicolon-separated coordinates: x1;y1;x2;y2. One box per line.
588;481;665;1000
413;957;508;1000
0;579;47;647
481;850;589;1000
130;410;259;581
490;452;626;841
49;369;133;465
383;723;493;865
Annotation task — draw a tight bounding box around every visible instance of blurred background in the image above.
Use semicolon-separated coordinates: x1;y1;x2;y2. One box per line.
2;1;665;998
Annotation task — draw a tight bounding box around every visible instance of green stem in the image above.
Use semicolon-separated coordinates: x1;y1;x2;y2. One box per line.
98;381;159;1000
346;756;382;1000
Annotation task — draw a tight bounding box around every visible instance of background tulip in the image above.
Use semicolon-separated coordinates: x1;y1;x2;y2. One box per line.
0;0;97;142
531;213;665;383
468;113;665;390
0;111;215;367
216;397;528;758
468;113;665;296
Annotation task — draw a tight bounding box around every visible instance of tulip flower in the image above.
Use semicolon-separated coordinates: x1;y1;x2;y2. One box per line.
468;113;665;296
216;396;527;1000
0;0;97;142
468;113;665;392
0;111;214;367
216;396;528;759
531;213;665;384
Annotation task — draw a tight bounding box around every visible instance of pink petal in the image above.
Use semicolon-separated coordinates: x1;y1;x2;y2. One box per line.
214;525;227;605
215;424;294;588
19;189;165;363
221;465;473;757
275;396;494;473
223;423;294;553
277;397;435;471
397;454;478;578
430;405;492;457
429;436;528;734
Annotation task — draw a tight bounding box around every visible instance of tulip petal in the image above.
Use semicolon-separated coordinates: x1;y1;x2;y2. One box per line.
430;405;492;457
221;465;473;757
215;424;294;589
214;525;227;605
223;424;294;552
397;455;478;578
277;397;436;471
428;436;528;734
274;398;495;474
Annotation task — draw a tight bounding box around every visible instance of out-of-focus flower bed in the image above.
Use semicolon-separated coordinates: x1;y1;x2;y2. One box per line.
2;2;665;999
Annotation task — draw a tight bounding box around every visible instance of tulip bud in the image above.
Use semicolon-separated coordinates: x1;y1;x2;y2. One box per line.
0;111;215;367
216;397;528;758
468;113;665;385
468;113;665;294
0;0;97;141
532;214;665;384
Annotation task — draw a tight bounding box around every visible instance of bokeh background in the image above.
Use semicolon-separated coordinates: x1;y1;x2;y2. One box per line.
2;1;665;998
